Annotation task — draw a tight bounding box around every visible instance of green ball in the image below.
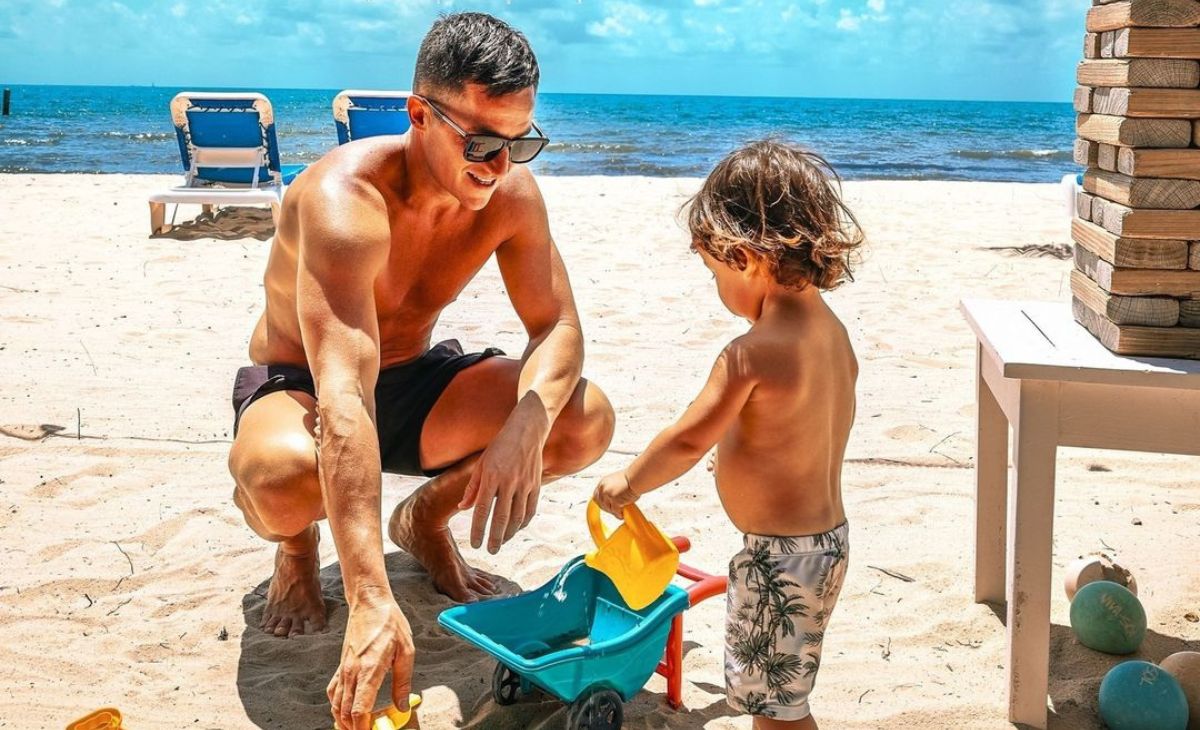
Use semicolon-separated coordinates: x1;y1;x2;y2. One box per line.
1069;581;1146;655
1099;661;1189;730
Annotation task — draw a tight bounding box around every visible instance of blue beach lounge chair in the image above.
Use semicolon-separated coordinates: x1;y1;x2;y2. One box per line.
148;92;306;235
332;89;412;144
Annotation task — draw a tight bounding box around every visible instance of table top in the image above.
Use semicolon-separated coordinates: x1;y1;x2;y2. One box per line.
960;299;1200;389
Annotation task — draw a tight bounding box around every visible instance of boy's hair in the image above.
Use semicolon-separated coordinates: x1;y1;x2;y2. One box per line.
413;13;540;97
686;140;864;291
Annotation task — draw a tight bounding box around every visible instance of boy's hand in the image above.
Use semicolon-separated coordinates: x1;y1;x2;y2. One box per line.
594;471;639;517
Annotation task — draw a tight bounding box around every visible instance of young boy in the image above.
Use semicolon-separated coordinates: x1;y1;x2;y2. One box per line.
594;140;863;730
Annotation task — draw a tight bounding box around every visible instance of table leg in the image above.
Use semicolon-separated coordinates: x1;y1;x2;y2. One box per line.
1006;380;1058;729
975;344;1008;604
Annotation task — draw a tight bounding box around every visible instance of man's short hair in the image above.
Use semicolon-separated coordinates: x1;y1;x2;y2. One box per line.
414;13;540;97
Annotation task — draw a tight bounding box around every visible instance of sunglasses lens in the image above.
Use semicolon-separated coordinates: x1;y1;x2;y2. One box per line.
510;138;547;164
464;136;505;163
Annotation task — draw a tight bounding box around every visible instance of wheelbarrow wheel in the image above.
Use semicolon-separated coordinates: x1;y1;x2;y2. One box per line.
567;687;623;730
491;662;523;706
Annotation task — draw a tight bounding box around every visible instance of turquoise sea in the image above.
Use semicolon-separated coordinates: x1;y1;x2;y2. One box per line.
0;85;1075;182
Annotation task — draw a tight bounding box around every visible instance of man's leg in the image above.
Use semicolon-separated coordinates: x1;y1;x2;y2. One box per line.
388;356;615;602
228;390;327;637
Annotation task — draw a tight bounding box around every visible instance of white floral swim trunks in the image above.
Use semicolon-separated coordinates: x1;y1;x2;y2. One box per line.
724;522;849;720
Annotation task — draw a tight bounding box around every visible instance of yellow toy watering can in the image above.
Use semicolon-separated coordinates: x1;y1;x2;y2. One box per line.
584;500;679;610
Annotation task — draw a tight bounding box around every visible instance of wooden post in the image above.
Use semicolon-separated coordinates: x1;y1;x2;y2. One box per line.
1005;380;1059;728
974;345;1008;605
2;89;9;116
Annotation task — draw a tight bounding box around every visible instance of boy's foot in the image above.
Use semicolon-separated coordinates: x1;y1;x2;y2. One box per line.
261;523;327;638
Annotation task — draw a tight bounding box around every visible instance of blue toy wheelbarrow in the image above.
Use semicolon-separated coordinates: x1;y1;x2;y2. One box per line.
438;537;726;730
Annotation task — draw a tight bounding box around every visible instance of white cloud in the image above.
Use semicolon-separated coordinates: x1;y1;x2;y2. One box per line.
586;15;632;37
586;2;655;40
170;3;186;18
868;0;886;12
836;8;861;31
694;0;721;5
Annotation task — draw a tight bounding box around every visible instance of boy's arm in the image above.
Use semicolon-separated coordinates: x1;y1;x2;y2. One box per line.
613;341;756;501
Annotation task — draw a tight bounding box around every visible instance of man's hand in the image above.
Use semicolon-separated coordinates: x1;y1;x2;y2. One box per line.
593;470;638;518
457;418;544;554
328;588;414;730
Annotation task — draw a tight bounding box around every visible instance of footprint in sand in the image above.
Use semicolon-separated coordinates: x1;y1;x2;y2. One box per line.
885;424;936;442
0;423;66;441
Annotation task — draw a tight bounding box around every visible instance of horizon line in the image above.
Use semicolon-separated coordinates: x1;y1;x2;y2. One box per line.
2;81;1070;107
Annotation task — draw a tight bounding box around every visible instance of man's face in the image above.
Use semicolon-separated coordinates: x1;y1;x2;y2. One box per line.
415;83;537;210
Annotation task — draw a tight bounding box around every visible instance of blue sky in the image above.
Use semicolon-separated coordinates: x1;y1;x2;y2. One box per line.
2;0;1088;102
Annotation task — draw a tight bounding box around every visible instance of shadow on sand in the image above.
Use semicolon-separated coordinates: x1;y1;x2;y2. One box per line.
152;206;275;241
237;551;735;728
984;602;1200;730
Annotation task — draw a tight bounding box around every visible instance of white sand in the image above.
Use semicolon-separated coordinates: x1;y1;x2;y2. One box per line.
0;174;1197;729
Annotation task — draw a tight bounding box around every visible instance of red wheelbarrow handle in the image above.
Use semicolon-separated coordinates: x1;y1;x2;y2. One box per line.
670;536;727;606
656;536;728;710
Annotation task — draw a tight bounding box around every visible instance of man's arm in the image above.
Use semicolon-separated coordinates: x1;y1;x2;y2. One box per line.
595;342;756;515
295;184;413;730
458;174;585;552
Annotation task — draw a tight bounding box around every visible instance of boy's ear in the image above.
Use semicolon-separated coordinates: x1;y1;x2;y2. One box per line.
740;248;768;277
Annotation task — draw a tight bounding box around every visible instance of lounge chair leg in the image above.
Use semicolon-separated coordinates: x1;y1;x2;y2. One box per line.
149;201;166;235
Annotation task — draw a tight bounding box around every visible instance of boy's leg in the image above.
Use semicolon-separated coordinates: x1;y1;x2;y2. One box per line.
388;356;614;602
754;716;818;730
228;389;326;638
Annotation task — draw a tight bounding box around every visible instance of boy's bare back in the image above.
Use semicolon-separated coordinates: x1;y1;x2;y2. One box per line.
713;289;857;537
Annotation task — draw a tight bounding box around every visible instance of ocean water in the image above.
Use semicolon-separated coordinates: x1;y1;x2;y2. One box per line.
0;85;1076;182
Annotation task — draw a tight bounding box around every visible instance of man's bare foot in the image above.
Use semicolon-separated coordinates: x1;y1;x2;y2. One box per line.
261;523;327;638
389;486;498;603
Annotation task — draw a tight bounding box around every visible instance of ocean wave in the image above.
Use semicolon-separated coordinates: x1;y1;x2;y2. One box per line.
953;148;1071;162
3;137;60;146
98;131;174;142
545;141;641;154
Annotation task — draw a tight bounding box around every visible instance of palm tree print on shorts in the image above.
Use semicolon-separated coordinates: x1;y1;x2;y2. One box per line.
726;528;848;717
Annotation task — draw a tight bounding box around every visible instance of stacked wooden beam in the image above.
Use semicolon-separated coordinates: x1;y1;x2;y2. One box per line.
1073;0;1200;357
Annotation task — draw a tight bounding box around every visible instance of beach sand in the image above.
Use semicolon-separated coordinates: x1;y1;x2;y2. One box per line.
1;174;1197;729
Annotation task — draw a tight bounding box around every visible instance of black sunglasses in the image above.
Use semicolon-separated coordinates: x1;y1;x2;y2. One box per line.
417;95;549;164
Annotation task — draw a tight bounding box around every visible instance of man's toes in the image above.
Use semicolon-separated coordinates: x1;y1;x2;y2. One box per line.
468;574;495;596
261;613;278;632
273;617;294;637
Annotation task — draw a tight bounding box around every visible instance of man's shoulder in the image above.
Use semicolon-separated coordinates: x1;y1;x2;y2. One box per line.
491;166;545;214
292;139;398;209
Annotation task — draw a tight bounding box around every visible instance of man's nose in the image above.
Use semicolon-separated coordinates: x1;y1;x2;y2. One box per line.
485;146;511;177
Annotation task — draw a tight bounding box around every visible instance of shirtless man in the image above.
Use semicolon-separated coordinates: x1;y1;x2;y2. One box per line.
226;13;614;728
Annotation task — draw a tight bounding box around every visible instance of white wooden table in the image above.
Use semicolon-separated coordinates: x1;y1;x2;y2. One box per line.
960;299;1200;728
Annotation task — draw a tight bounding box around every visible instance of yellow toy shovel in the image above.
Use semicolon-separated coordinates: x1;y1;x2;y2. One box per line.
584;500;679;610
66;708;122;730
333;694;422;730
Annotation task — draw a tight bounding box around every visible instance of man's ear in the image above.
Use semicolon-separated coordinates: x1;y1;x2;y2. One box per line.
406;96;429;131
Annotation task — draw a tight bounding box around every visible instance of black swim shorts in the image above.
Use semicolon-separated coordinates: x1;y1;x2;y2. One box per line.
230;339;504;476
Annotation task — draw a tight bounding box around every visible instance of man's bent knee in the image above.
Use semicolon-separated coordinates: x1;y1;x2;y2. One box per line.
546;379;615;475
230;433;322;538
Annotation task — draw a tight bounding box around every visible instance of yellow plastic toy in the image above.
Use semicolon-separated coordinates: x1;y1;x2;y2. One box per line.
584;500;680;610
65;708;122;730
333;694;422;730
